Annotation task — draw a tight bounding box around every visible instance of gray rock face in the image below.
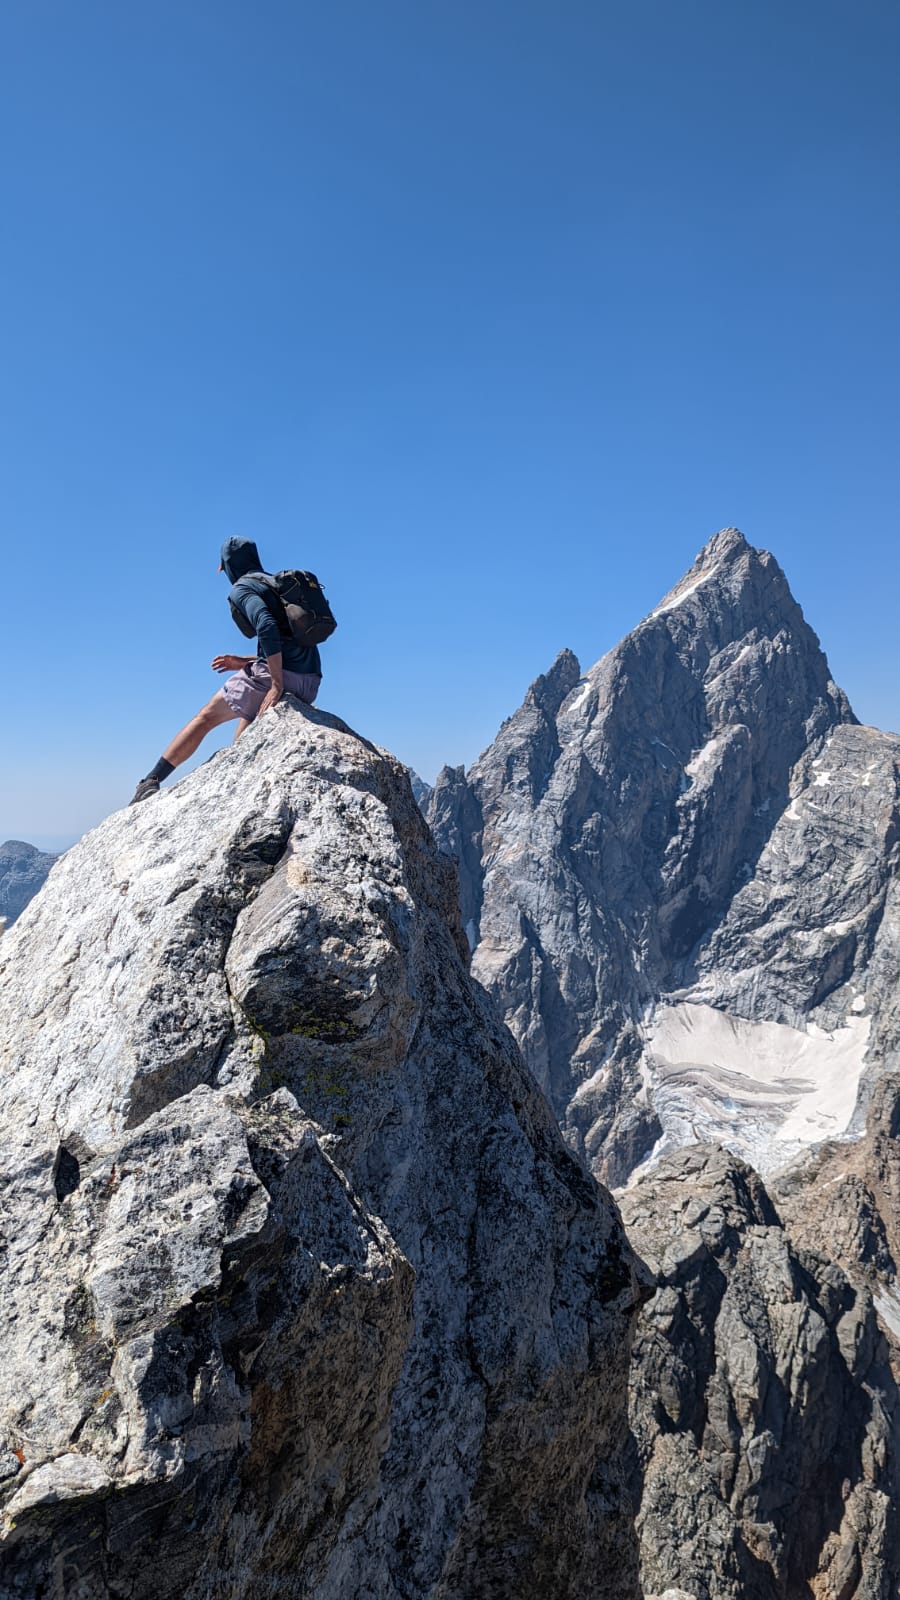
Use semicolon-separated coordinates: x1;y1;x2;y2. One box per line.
0;840;58;926
406;769;433;810
427;528;900;1186
0;702;645;1599
621;1145;899;1600
773;1074;900;1370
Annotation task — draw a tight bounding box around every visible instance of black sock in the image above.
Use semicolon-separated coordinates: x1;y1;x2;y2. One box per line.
145;757;175;783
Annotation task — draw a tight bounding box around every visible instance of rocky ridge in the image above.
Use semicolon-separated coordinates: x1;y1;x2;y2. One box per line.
0;700;645;1599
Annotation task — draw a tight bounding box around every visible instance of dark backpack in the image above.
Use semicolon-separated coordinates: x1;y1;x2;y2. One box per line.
230;570;337;648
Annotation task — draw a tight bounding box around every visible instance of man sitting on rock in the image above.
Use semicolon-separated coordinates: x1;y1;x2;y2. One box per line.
130;537;323;803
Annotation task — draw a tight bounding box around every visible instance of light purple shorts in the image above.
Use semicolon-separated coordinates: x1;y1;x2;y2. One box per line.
220;661;321;722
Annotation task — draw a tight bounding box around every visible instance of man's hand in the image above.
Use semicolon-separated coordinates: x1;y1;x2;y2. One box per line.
260;652;285;716
258;684;284;716
212;654;251;673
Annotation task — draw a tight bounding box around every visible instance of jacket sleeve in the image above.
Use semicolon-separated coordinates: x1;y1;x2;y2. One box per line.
232;586;283;658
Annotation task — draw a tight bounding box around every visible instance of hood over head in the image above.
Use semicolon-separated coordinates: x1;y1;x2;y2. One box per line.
220;537;264;583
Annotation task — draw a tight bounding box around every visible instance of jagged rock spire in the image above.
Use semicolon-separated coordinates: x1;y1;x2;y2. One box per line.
427;529;886;1183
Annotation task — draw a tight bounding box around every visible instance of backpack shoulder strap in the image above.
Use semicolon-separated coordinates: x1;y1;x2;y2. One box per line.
236;573;292;640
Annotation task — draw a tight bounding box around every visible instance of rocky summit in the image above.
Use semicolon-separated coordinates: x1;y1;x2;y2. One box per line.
427;527;900;1189
0;700;645;1600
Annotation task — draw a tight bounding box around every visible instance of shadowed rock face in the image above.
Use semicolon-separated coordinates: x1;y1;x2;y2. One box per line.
0;701;645;1600
406;768;433;810
427;528;900;1187
621;1145;900;1600
0;840;58;926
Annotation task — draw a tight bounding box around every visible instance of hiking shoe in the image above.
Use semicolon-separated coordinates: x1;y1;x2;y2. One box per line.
130;776;160;805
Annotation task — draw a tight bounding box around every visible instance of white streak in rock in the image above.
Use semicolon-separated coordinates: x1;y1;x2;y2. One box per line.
875;1288;900;1342
649;563;721;618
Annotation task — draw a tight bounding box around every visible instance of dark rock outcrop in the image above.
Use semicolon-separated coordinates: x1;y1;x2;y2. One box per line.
622;1145;899;1600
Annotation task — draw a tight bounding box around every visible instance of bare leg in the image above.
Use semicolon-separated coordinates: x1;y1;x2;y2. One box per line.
232;718;252;743
162;692;239;768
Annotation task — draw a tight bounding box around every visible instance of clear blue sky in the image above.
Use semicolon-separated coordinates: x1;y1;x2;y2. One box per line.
2;0;899;848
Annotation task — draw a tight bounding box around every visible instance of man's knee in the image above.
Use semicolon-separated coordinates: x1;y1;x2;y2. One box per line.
195;694;226;727
195;692;240;733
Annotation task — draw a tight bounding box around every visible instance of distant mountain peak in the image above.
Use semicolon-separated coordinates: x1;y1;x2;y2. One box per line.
1;839;54;860
0;839;58;925
526;647;581;713
644;526;759;624
700;523;751;561
684;524;754;577
426;526;900;1600
428;527;875;1184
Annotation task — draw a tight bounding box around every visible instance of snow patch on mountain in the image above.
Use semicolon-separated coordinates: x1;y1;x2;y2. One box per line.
648;561;721;618
640;1003;870;1175
875;1286;900;1343
566;680;594;716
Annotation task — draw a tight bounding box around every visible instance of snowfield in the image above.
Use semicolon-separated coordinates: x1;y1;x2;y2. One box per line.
640;1002;870;1175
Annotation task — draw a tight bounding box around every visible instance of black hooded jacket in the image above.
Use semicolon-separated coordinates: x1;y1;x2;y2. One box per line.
220;537;322;677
